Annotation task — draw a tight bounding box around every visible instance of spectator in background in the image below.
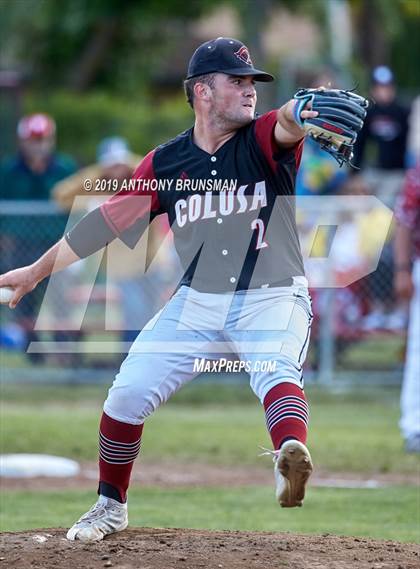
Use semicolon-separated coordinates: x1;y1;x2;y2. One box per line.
0;113;77;200
53;137;139;211
352;68;410;330
394;165;420;453
0;114;77;362
353;66;410;207
353;65;409;172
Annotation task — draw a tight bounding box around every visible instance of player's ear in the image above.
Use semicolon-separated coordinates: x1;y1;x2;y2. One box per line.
194;82;212;103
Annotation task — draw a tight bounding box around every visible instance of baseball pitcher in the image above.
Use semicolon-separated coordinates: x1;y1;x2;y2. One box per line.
0;37;368;541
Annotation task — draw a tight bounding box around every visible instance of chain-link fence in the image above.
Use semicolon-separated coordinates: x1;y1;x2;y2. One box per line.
0;197;406;385
1;202;73;368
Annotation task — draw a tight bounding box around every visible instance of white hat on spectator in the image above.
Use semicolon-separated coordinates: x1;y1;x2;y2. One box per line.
97;137;131;166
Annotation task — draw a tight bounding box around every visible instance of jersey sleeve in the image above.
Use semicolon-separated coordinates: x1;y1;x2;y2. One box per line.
100;150;161;240
254;110;304;172
65;150;163;257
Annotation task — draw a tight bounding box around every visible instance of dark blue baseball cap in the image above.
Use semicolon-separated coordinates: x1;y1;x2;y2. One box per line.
186;37;274;82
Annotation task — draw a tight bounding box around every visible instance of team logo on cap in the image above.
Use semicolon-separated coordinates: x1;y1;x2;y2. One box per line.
234;46;252;66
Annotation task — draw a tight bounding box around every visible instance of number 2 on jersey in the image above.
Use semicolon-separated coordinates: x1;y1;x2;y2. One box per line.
251;218;268;250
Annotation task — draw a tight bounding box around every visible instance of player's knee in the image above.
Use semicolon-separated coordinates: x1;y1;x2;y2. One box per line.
250;356;304;402
104;383;165;424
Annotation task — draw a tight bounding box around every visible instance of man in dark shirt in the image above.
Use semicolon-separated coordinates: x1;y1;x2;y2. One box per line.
0;114;77;360
353;66;409;171
0;113;77;200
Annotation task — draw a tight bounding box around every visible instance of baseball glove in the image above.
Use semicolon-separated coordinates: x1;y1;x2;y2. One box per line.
293;88;369;167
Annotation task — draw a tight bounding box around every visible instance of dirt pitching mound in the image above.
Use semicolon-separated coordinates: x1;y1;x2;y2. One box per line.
1;528;419;569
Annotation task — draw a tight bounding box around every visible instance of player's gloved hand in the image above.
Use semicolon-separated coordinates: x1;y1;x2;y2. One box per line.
293;87;369;167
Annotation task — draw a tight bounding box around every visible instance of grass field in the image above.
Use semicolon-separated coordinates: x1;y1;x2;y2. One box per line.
2;383;419;473
1;383;419;541
2;486;419;542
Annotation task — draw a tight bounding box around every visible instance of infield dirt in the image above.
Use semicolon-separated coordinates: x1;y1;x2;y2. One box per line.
1;527;419;569
3;460;419;491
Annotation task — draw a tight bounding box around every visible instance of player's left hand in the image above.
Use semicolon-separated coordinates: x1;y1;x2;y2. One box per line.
292;87;369;167
284;99;318;123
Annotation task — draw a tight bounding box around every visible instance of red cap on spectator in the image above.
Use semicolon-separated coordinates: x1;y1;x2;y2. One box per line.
17;113;56;139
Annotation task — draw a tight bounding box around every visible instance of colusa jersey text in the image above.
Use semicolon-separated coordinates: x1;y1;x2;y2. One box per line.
100;110;305;292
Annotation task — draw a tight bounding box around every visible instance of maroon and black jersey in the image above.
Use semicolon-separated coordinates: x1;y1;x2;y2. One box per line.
67;111;305;292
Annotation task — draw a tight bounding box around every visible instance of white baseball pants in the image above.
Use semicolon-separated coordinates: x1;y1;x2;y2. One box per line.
104;280;313;425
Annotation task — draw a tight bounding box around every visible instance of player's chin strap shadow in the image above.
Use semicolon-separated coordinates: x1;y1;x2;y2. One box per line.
258;445;280;462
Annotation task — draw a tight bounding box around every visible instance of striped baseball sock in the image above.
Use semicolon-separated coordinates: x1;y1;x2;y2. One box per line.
263;382;309;450
98;412;143;503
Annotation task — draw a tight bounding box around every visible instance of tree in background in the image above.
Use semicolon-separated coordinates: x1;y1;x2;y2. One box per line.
1;0;418;161
351;0;420;90
0;0;220;93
